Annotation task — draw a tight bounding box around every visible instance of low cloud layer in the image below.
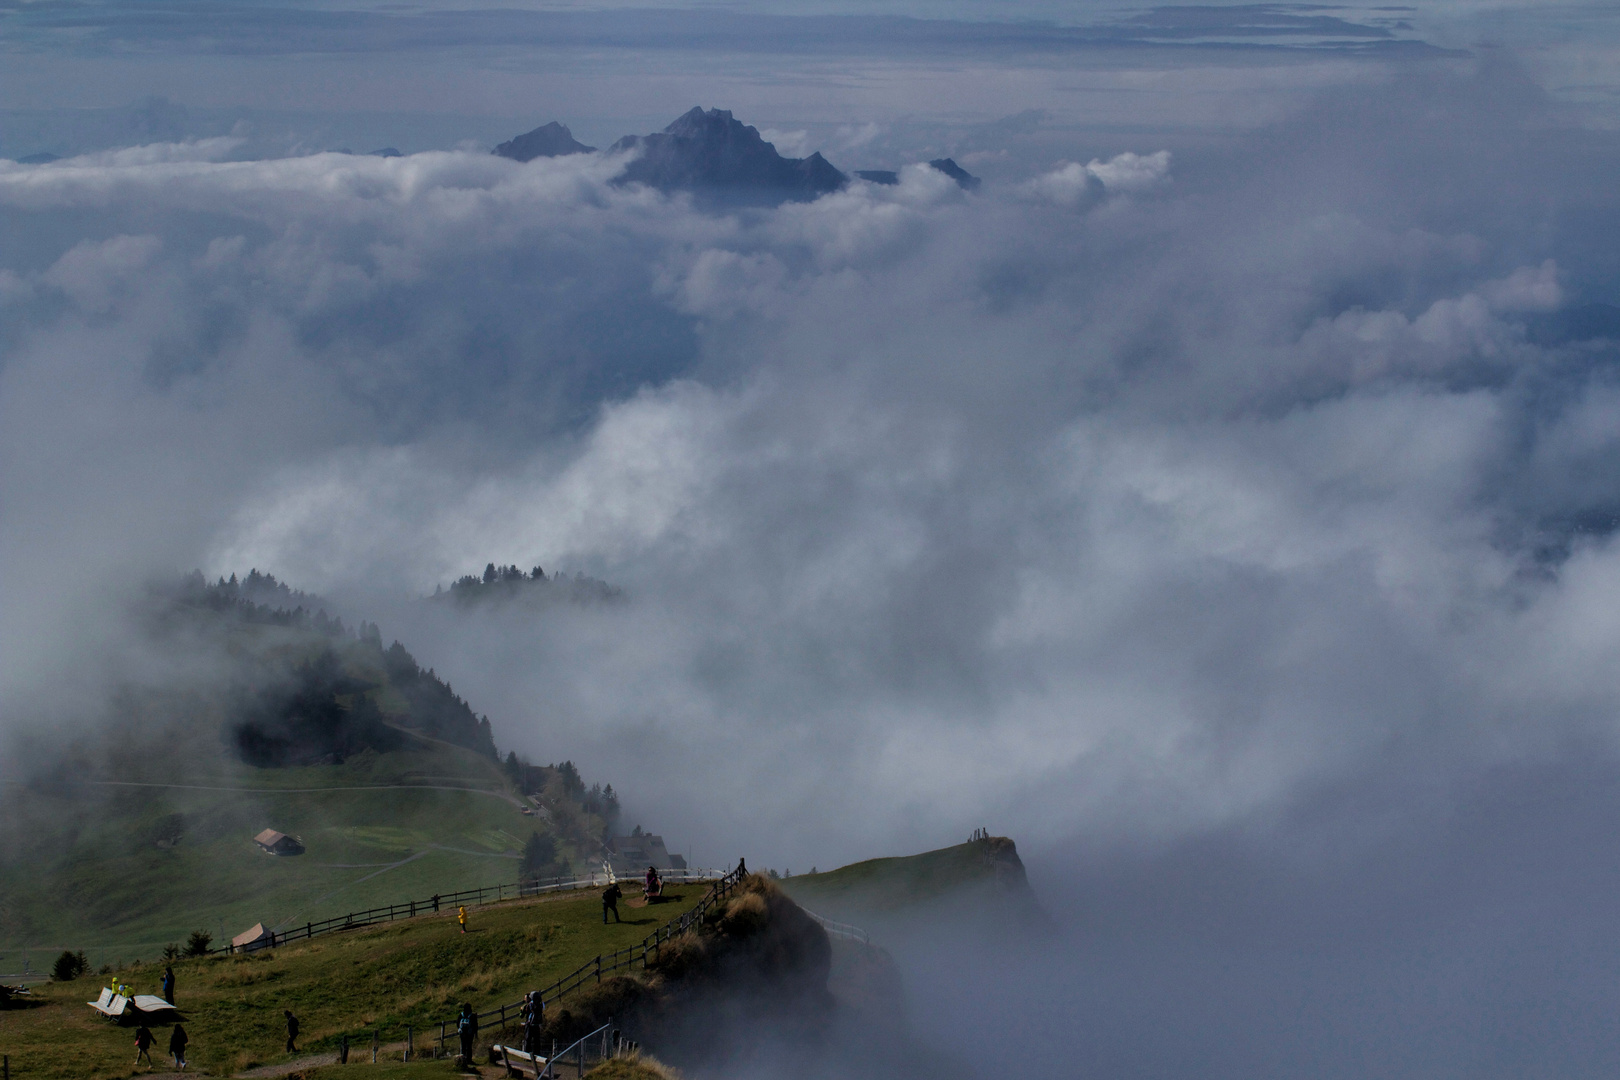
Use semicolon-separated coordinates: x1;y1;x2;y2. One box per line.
7;53;1620;1075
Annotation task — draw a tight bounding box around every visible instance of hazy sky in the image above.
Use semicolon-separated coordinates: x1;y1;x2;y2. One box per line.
8;2;1620;1076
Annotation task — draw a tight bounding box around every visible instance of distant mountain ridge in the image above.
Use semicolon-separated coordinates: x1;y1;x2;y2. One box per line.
490;106;980;201
856;158;980;189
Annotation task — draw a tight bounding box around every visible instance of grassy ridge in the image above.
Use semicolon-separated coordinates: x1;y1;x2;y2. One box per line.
781;840;1003;909
779;836;1038;921
0;883;703;1079
0;744;579;967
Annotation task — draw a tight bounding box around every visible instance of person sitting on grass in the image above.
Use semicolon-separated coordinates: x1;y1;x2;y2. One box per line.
644;865;662;900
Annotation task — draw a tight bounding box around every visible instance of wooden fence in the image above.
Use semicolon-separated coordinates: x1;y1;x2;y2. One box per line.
214;868;725;955
436;861;751;1058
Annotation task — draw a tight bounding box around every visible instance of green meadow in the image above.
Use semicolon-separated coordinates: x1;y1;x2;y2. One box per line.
0;882;704;1079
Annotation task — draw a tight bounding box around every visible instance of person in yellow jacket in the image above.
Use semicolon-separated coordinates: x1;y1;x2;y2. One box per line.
458;905;467;933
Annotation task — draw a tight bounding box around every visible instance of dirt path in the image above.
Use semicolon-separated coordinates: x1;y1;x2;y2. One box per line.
232;1040;410;1076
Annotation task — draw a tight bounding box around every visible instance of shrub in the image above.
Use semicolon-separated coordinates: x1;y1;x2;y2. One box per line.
184;929;212;956
51;950;87;981
162;943;181;961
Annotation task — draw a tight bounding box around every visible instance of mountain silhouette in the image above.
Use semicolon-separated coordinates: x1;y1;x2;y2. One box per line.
494;121;597;162
855;160;980;190
610;107;847;200
928;158;981;190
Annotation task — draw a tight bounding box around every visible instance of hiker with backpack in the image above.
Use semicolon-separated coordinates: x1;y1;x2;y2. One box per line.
457;1001;478;1062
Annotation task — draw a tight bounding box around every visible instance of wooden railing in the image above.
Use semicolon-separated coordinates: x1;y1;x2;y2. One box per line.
214;868;726;955
436;861;751;1058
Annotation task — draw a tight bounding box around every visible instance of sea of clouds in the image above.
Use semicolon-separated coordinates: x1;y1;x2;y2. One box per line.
7;51;1620;1075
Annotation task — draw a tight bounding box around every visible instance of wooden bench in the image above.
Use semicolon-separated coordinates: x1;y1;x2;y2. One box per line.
492;1044;549;1078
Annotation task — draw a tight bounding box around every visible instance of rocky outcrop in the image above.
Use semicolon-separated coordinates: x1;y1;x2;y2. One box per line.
610;107;847;201
494;122;596;162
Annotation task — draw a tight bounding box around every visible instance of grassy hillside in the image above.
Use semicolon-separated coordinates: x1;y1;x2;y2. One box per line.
0;743;573;967
0;573;621;969
0;882;709;1079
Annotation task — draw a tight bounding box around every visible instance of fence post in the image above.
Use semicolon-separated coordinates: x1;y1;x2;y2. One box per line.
407;1024;413;1060
373;1029;379;1064
596;955;602;983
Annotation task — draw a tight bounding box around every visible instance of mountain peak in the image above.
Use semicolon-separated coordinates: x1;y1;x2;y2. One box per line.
610;106;847;202
493;121;596;163
929;157;981;191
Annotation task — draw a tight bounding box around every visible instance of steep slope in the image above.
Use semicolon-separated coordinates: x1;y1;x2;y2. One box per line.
533;873;836;1070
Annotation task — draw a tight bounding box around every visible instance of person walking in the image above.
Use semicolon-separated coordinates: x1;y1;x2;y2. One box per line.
602;881;622;923
457;1001;478;1063
458;905;468;933
168;1023;189;1071
521;991;543;1055
161;964;175;1004
134;1024;155;1067
284;1009;300;1053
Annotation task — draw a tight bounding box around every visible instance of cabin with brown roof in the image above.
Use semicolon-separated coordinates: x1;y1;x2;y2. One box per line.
253;828;305;855
231;923;275;953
